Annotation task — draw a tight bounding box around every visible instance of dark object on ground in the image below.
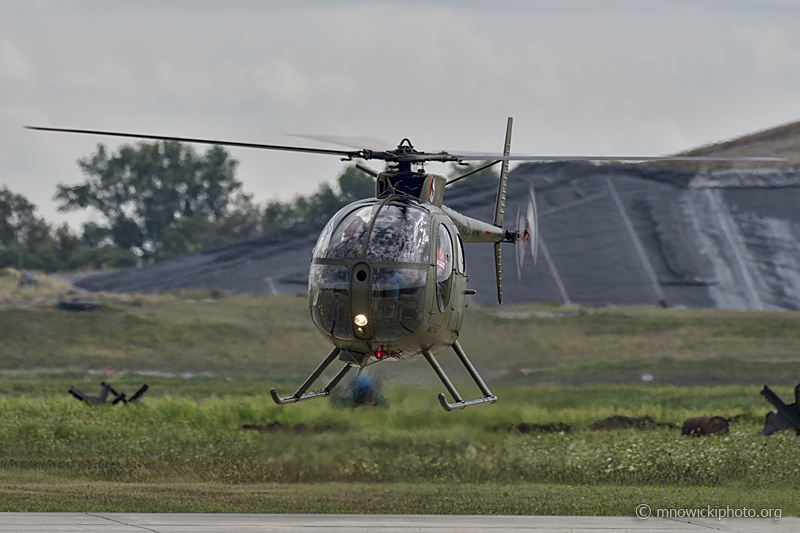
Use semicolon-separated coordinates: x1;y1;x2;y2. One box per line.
760;383;800;436
726;413;758;424
330;375;388;408
242;422;285;432
18;271;38;288
487;422;572;433
591;415;678;431
58;296;101;312
240;421;343;433
69;381;148;405
682;416;729;436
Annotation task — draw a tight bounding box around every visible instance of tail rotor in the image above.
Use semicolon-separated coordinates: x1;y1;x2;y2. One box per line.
514;185;539;284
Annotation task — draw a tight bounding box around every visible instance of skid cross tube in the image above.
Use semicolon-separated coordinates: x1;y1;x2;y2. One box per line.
423;343;497;412
270;347;354;405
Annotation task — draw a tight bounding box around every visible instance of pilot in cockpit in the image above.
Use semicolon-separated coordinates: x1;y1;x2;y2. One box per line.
329;218;368;259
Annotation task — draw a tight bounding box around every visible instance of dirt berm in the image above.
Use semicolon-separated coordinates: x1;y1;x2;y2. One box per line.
78;162;800;311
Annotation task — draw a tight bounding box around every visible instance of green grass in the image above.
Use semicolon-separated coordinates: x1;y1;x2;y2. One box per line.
0;383;795;488
0;475;796;515
0;382;797;514
460;305;800;381
0;293;331;374
2;287;800;514
3;292;800;386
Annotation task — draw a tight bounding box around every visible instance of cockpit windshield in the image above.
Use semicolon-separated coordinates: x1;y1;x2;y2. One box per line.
313;204;376;260
313;200;430;262
366;204;429;263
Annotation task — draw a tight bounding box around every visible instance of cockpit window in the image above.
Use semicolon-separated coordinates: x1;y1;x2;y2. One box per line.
313;201;429;262
436;225;453;283
371;267;426;340
365;205;429;263
456;233;466;274
436;224;454;311
313;204;376;260
309;264;353;339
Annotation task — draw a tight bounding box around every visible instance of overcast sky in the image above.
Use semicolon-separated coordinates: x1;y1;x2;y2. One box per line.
2;0;800;229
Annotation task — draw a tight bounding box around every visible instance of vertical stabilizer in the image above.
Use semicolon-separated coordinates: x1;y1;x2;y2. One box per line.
493;117;513;304
494;117;513;227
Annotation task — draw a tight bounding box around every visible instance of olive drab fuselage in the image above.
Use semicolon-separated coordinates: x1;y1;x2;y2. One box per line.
308;189;468;365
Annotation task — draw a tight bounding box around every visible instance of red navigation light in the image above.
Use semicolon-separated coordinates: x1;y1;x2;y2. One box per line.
369;347;395;360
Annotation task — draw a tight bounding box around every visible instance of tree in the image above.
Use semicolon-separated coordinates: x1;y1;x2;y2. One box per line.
0;186;139;272
55;141;245;261
446;161;500;186
262;165;375;232
157;192;263;260
54;223;81;264
337;165;376;203
0;186;52;253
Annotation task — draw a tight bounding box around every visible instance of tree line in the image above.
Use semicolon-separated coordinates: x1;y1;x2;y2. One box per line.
1;140;375;273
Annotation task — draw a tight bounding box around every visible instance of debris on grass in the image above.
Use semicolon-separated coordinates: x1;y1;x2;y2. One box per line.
58;296;102;312
759;383;800;436
590;415;678;431
240;421;347;433
681;416;729;436
489;416;679;433
487;422;572;433
68;381;148;405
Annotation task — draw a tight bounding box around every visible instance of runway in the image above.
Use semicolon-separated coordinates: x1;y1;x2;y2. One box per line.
0;513;795;532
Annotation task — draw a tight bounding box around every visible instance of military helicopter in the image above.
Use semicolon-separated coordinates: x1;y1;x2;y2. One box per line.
26;119;783;411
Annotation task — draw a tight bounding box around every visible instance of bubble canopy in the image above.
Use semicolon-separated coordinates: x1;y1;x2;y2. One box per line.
312;199;430;263
309;199;433;343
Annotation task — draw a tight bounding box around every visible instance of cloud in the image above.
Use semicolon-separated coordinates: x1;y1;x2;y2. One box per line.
737;24;800;76
4;1;800;227
0;40;31;81
253;59;313;105
251;59;360;107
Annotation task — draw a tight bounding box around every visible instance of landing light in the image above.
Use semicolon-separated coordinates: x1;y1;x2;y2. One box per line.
354;314;368;327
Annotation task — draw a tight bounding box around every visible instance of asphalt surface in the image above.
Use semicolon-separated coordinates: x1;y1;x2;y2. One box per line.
77;162;800;310
0;513;795;532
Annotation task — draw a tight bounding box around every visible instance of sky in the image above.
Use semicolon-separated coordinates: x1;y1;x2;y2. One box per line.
2;0;800;230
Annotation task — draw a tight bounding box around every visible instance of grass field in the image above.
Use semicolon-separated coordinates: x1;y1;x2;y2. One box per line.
0;380;798;514
1;275;799;515
4;277;800;385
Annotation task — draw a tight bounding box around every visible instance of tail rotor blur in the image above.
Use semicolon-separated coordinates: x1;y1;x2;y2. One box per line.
514;185;539;284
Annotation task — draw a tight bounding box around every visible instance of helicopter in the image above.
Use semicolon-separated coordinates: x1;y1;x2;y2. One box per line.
26;119;784;411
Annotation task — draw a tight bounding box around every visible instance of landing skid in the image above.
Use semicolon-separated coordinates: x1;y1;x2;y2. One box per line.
423;340;497;411
270;341;496;412
269;347;354;405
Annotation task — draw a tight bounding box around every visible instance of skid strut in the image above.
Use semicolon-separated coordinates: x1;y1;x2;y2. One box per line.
423;340;497;412
270;347;354;405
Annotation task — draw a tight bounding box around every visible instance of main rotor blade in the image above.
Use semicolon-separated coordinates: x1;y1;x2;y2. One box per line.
286;133;389;152
25;126;787;164
24;126;361;158
448;154;787;162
